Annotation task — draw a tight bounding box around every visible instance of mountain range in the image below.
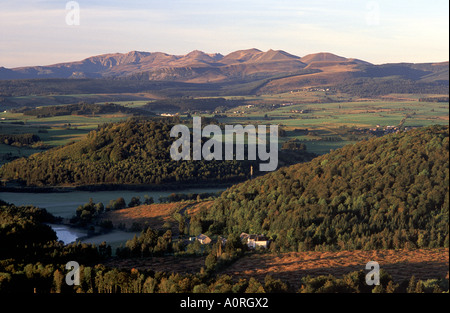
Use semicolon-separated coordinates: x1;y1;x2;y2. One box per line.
0;49;448;91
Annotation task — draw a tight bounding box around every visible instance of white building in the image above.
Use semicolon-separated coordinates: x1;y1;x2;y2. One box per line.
240;233;269;249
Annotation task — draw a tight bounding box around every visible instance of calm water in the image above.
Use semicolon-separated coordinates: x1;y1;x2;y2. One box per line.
0;187;225;218
47;223;87;244
1;187;226;247
48;223;138;250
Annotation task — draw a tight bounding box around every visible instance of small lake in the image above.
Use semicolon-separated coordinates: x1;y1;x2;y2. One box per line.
0;187;226;218
48;223;139;252
47;223;88;245
1;186;226;248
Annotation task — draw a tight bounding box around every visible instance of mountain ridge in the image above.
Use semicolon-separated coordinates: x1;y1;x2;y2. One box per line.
1;50;448;91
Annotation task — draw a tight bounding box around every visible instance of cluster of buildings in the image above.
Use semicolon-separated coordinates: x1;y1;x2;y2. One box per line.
271;103;294;109
160;113;177;117
357;125;419;137
290;109;310;114
288;88;331;94
190;233;270;249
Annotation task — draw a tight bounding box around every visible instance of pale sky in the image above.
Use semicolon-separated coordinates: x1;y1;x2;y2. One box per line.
0;0;448;68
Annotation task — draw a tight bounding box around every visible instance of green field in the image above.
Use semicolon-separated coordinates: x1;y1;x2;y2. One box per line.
1;112;129;141
223;100;448;126
0;111;133;164
1;92;448;160
209;97;449;154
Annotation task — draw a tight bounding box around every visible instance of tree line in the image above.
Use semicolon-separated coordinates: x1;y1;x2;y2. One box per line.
0;133;41;147
13;102;153;118
1;261;446;293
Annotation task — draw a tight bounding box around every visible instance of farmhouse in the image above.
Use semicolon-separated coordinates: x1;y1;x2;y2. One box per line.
248;235;270;249
196;234;212;245
240;232;270;249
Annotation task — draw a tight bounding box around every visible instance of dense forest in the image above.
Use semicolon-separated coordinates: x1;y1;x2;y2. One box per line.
0;201;57;261
13;102;153;118
197;125;449;252
0;133;41;147
0;118;261;187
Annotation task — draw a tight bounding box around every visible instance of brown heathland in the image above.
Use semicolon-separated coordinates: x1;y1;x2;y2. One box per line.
102;200;214;230
103;248;448;288
221;248;449;288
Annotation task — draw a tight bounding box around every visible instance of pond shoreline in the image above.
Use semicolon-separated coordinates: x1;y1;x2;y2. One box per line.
48;222;139;249
1;184;227;249
47;223;88;245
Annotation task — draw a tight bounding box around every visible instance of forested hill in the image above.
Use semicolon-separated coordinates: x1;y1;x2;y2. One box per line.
201;125;449;252
0;119;257;187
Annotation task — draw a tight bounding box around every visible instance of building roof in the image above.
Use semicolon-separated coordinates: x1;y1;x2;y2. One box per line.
248;234;269;242
197;234;210;241
254;235;269;242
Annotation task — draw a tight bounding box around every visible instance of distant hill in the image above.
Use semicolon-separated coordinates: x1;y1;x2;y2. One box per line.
0;115;317;187
300;52;349;64
0;49;448;94
200;125;449;252
0;119;260;187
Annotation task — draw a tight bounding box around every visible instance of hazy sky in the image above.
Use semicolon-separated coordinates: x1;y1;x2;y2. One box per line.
0;0;448;68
